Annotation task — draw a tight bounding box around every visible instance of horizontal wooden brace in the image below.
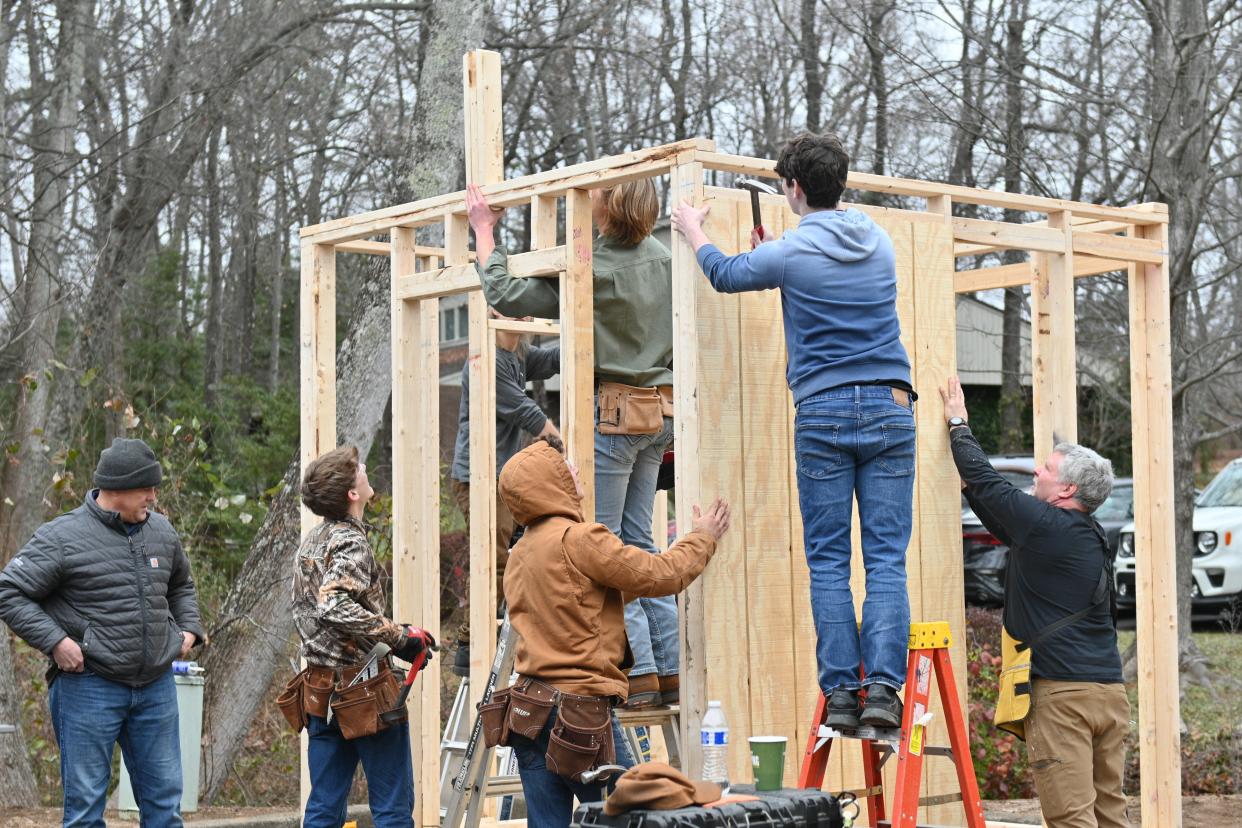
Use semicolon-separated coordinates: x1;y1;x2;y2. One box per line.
508;245;565;277
395;247;566;301
954;254;1130;292
488;318;559;335
1073;230;1165;264
302;138;714;245
395;265;479;301
337;239;455;259
952;217;1065;252
696;152;1167;224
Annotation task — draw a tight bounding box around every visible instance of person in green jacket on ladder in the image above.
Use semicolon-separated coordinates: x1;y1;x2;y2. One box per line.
466;180;679;710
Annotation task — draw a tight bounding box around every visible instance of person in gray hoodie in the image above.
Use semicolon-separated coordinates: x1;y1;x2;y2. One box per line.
0;437;204;828
671;132;915;729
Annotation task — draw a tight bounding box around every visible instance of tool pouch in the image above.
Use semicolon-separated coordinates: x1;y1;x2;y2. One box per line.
545;692;614;784
994;626;1032;740
303;666;336;718
506;678;557;740
596;381;664;436
478;687;512;748
331;664;403;740
275;671;308;733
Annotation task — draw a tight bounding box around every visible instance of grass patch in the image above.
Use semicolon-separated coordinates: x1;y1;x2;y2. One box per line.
1116;628;1242;739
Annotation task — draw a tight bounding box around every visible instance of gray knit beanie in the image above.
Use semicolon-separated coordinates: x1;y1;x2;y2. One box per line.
93;438;163;490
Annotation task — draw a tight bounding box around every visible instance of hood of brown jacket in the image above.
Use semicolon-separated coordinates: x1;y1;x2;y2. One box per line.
498;441;583;526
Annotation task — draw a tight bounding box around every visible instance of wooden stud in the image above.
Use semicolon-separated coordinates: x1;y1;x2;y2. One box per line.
696;196;749;783
740;196;800;783
389;226;440;826
670;158;707;776
561;188;595;518
298;241;336;807
461;51;505;818
1031;211;1077;463
532;195;558;248
463;50;504;185
1128;219;1181;827
910;219;964;824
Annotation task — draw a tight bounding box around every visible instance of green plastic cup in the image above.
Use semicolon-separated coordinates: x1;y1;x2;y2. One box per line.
749;735;787;791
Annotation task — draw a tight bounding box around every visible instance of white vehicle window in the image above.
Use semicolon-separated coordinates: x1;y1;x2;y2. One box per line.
1198;463;1242;508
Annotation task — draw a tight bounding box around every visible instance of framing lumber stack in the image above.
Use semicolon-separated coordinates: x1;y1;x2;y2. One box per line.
299;50;1179;827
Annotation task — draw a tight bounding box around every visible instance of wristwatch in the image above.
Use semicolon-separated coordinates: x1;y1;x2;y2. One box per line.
948;416;968;430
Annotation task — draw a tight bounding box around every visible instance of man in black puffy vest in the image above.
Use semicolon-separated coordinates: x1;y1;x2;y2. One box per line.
0;437;204;828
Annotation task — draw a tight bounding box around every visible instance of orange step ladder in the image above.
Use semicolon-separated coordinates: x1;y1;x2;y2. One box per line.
797;622;986;828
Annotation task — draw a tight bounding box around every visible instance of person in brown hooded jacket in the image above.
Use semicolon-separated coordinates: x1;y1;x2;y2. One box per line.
494;436;731;828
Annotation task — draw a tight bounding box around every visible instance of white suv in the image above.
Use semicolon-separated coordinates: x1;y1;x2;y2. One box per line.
1114;456;1242;617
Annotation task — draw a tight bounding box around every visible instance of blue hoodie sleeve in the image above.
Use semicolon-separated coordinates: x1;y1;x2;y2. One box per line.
695;240;785;293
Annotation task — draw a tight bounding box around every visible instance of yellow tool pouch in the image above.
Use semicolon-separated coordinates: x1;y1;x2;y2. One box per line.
994;627;1032;740
596;381;665;435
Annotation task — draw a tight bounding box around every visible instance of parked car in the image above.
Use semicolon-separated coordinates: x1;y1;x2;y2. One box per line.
962;455;1035;605
1115;457;1242;617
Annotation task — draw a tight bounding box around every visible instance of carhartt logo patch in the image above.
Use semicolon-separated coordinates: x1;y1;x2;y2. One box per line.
149;557;160;568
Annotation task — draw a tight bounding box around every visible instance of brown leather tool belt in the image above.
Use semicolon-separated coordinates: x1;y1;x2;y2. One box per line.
596;380;673;435
276;659;405;739
477;675;616;783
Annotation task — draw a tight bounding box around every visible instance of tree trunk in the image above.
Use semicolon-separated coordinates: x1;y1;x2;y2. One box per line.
863;0;892;177
1143;0;1215;671
198;0;484;800
997;0;1029;454
204;128;225;413
801;0;822;133
0;1;92;805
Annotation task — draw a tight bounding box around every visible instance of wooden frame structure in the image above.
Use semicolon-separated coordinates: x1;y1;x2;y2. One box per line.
299;50;1179;827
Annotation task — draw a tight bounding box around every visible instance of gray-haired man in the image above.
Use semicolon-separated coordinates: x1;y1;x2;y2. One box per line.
0;437;204;828
940;377;1128;828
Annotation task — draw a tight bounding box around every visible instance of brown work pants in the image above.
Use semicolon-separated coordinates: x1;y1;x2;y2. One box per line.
1026;679;1131;828
449;479;515;643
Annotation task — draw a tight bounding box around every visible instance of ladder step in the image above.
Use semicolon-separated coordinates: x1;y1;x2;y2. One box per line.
482;776;524;796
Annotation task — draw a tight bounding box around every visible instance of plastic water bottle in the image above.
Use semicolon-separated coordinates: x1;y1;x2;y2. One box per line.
701;700;729;789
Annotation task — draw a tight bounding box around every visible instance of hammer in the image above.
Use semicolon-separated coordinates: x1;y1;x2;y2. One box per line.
735;178;779;246
581;764;628;784
379;639;440;725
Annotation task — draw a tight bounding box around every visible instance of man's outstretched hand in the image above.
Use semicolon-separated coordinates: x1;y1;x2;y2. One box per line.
939;376;969;425
692;497;732;540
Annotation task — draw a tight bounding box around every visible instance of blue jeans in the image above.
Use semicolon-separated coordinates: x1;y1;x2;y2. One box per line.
511;709;608;828
594;413;678;678
49;670;182;828
794;386;915;694
304;715;414;828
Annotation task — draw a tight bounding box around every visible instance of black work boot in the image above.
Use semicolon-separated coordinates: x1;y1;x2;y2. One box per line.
825;688;862;729
861;684;903;728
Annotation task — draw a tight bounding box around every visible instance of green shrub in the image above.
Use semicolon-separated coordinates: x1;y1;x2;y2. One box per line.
965;607;1035;799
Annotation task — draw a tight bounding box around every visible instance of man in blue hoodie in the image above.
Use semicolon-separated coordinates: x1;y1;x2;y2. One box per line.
671;133;915;728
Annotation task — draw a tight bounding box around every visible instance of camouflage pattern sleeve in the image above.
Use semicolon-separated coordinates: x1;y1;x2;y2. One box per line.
316;532;404;647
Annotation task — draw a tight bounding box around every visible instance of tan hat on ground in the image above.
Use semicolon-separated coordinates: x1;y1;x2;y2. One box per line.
603;762;723;815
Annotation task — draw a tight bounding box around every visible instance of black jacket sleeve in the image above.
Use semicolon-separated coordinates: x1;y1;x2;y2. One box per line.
524;344;561;382
951;426;1049;548
496;352;548;436
168;535;205;645
0;525;70;654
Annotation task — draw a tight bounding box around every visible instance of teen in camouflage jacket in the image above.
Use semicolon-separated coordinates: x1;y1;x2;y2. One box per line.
292;516;405;667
